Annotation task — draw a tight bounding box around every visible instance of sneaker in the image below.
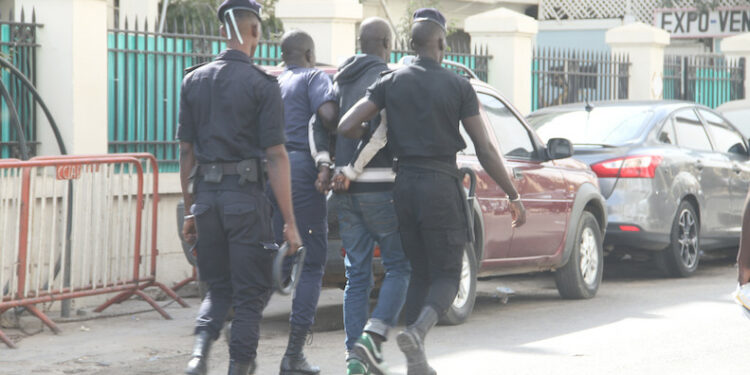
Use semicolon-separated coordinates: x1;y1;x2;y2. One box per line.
347;358;369;375
353;332;388;375
396;329;436;375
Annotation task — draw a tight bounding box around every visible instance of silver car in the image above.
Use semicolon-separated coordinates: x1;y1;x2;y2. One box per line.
527;101;750;277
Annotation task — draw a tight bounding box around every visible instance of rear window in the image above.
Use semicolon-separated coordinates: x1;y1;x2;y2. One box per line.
528;106;654;146
721;109;750;140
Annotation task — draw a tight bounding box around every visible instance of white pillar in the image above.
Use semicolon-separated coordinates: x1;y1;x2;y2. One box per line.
606;22;670;100
276;0;362;66
721;33;750;99
115;0;159;29
464;8;538;115
13;0;108;155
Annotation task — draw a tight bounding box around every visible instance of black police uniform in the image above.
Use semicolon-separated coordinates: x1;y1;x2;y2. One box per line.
177;3;284;368
365;53;479;324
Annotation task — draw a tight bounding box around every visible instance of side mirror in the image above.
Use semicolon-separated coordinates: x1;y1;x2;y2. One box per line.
547;138;573;160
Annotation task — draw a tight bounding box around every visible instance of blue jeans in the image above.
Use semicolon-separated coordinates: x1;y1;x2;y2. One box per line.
335;191;410;351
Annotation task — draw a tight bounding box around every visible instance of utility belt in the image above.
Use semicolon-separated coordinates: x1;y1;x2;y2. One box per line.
394;156;475;243
192;159;265;186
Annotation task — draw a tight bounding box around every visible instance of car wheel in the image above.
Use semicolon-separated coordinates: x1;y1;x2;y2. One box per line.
554;211;603;299
439;242;478;326
656;201;700;277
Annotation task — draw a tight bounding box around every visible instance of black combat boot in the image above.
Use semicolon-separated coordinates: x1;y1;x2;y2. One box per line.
185;330;213;375
228;359;256;375
397;306;439;375
279;325;320;375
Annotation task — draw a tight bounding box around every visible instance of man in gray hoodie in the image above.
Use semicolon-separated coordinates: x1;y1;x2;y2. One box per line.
328;18;411;375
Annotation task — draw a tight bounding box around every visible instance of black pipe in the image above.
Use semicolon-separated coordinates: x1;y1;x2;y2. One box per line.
0;80;29;160
0;56;66;155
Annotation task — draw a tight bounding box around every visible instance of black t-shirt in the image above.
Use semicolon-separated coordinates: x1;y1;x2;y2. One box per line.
177;49;285;163
365;56;479;159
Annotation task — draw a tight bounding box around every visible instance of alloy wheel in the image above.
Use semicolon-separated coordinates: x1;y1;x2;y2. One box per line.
579;227;599;286
453;250;471;309
677;209;699;269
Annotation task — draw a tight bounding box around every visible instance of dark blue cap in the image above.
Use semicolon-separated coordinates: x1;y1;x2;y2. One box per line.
217;0;262;23
413;8;446;31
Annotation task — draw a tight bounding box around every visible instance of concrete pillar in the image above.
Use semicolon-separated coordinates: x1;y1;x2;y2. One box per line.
721;33;750;99
276;0;362;66
606;22;670;100
464;8;538;115
16;0;108;155
112;0;159;29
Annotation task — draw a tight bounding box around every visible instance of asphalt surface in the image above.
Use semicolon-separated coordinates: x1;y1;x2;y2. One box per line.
1;256;748;375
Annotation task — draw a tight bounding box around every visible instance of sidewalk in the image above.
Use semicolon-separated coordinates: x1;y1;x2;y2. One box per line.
0;287;347;375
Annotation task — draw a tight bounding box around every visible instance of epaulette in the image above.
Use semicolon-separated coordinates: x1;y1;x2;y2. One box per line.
184;62;208;75
251;64;278;82
379;69;395;77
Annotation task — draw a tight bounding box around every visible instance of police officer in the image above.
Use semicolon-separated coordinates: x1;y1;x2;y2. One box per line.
273;30;338;375
179;1;302;374
339;8;527;375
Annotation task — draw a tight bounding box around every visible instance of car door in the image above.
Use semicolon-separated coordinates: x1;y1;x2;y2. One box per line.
458;118;514;261
672;108;730;238
699;108;750;234
475;91;569;261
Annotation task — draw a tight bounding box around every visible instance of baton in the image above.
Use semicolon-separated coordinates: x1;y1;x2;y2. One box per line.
273;243;306;295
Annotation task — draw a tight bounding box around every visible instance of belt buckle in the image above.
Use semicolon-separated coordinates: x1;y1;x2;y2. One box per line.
203;164;223;183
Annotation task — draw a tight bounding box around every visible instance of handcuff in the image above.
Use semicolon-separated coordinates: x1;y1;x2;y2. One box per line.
273;242;307;295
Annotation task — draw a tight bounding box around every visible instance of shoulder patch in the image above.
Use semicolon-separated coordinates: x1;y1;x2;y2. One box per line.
184;62;208;75
251;64;278;82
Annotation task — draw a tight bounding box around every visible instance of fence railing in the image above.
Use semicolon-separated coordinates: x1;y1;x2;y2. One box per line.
107;19;282;171
0;153;187;348
389;40;491;82
531;47;630;112
663;54;746;108
0;9;39;159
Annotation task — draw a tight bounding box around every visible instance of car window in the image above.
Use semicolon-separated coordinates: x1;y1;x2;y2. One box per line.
528;106;654;146
477;93;535;159
699;109;748;155
721;109;750;140
673;109;713;152
458;121;476;156
658;119;676;145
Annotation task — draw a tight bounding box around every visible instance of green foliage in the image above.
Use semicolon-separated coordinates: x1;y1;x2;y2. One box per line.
160;0;283;39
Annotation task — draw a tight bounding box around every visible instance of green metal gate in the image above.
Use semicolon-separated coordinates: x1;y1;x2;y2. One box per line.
107;19;281;171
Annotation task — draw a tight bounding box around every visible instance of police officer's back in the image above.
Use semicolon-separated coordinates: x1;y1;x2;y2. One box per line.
178;1;301;374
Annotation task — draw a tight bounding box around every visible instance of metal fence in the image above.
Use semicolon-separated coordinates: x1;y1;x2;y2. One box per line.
663;54;746;109
531;47;630;112
389;40;491;82
108;19;282;171
0;9;39;159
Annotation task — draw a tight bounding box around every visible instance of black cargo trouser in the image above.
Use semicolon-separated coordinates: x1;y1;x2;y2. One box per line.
393;167;468;325
191;181;275;363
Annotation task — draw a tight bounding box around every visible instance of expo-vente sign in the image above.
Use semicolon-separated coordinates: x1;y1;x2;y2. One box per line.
654;7;750;38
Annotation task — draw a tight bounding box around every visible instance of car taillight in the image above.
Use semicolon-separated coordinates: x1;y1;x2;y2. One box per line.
591;155;663;178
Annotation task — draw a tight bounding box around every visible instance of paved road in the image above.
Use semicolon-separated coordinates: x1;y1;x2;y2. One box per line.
1;257;748;375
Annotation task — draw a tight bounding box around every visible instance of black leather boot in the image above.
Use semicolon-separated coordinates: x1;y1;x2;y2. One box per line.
397;306;439;375
279;325;320;375
185;330;213;375
228;359;256;375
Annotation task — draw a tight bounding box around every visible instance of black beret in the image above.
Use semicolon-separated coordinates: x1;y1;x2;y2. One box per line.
413;8;446;31
217;0;262;23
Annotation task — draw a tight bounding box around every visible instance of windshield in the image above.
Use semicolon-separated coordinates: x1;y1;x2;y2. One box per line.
527;106;655;146
721;109;750;139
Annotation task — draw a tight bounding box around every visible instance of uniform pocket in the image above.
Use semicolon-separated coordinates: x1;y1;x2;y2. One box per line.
223;201;261;247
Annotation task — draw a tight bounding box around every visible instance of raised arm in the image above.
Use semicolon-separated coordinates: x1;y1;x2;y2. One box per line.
462;114;526;228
